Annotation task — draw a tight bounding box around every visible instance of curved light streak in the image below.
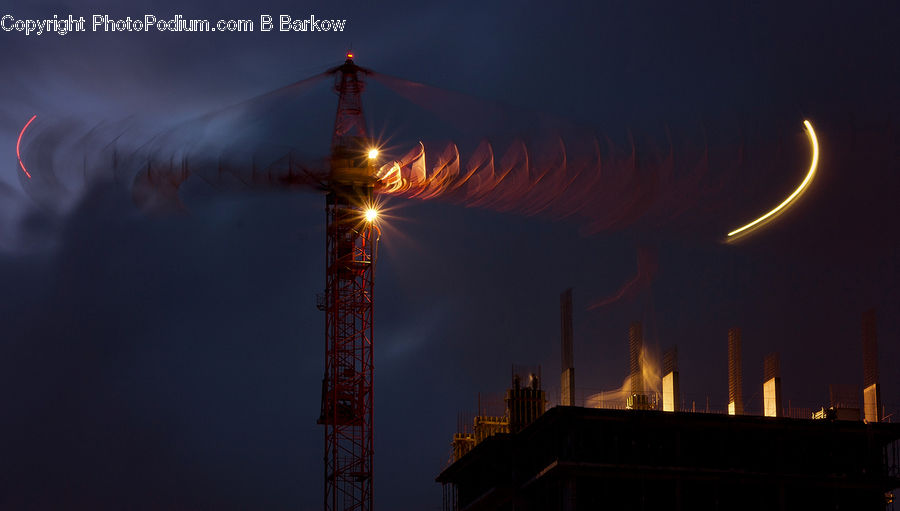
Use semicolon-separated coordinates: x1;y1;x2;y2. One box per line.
727;120;819;238
16;114;37;179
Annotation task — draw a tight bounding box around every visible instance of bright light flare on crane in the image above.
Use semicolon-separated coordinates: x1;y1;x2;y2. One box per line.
726;119;819;240
367;148;379;160
364;207;378;222
16;114;36;179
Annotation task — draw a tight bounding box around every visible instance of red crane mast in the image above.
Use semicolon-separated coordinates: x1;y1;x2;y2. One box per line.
317;53;378;511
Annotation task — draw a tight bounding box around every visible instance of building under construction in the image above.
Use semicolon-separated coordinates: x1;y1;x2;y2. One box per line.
439;406;900;510
438;306;900;510
451;366;548;462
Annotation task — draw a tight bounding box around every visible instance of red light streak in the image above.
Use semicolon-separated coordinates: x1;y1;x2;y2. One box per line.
16;114;36;179
587;247;658;310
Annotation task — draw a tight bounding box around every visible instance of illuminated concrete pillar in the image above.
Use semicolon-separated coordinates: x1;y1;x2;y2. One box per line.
662;347;680;412
862;309;881;423
763;352;782;417
560;289;575;406
626;322;651;410
727;327;743;415
629;322;643;396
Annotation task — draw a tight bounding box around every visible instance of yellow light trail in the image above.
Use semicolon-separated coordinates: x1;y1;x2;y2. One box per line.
726;120;819;239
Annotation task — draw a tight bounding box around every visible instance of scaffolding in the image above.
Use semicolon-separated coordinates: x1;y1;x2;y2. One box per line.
507;365;547;434
560;289;575;406
448;365;546;463
728;327;744;415
862;309;882;423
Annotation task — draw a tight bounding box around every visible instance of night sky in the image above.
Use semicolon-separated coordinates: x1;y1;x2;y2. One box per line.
1;1;898;509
